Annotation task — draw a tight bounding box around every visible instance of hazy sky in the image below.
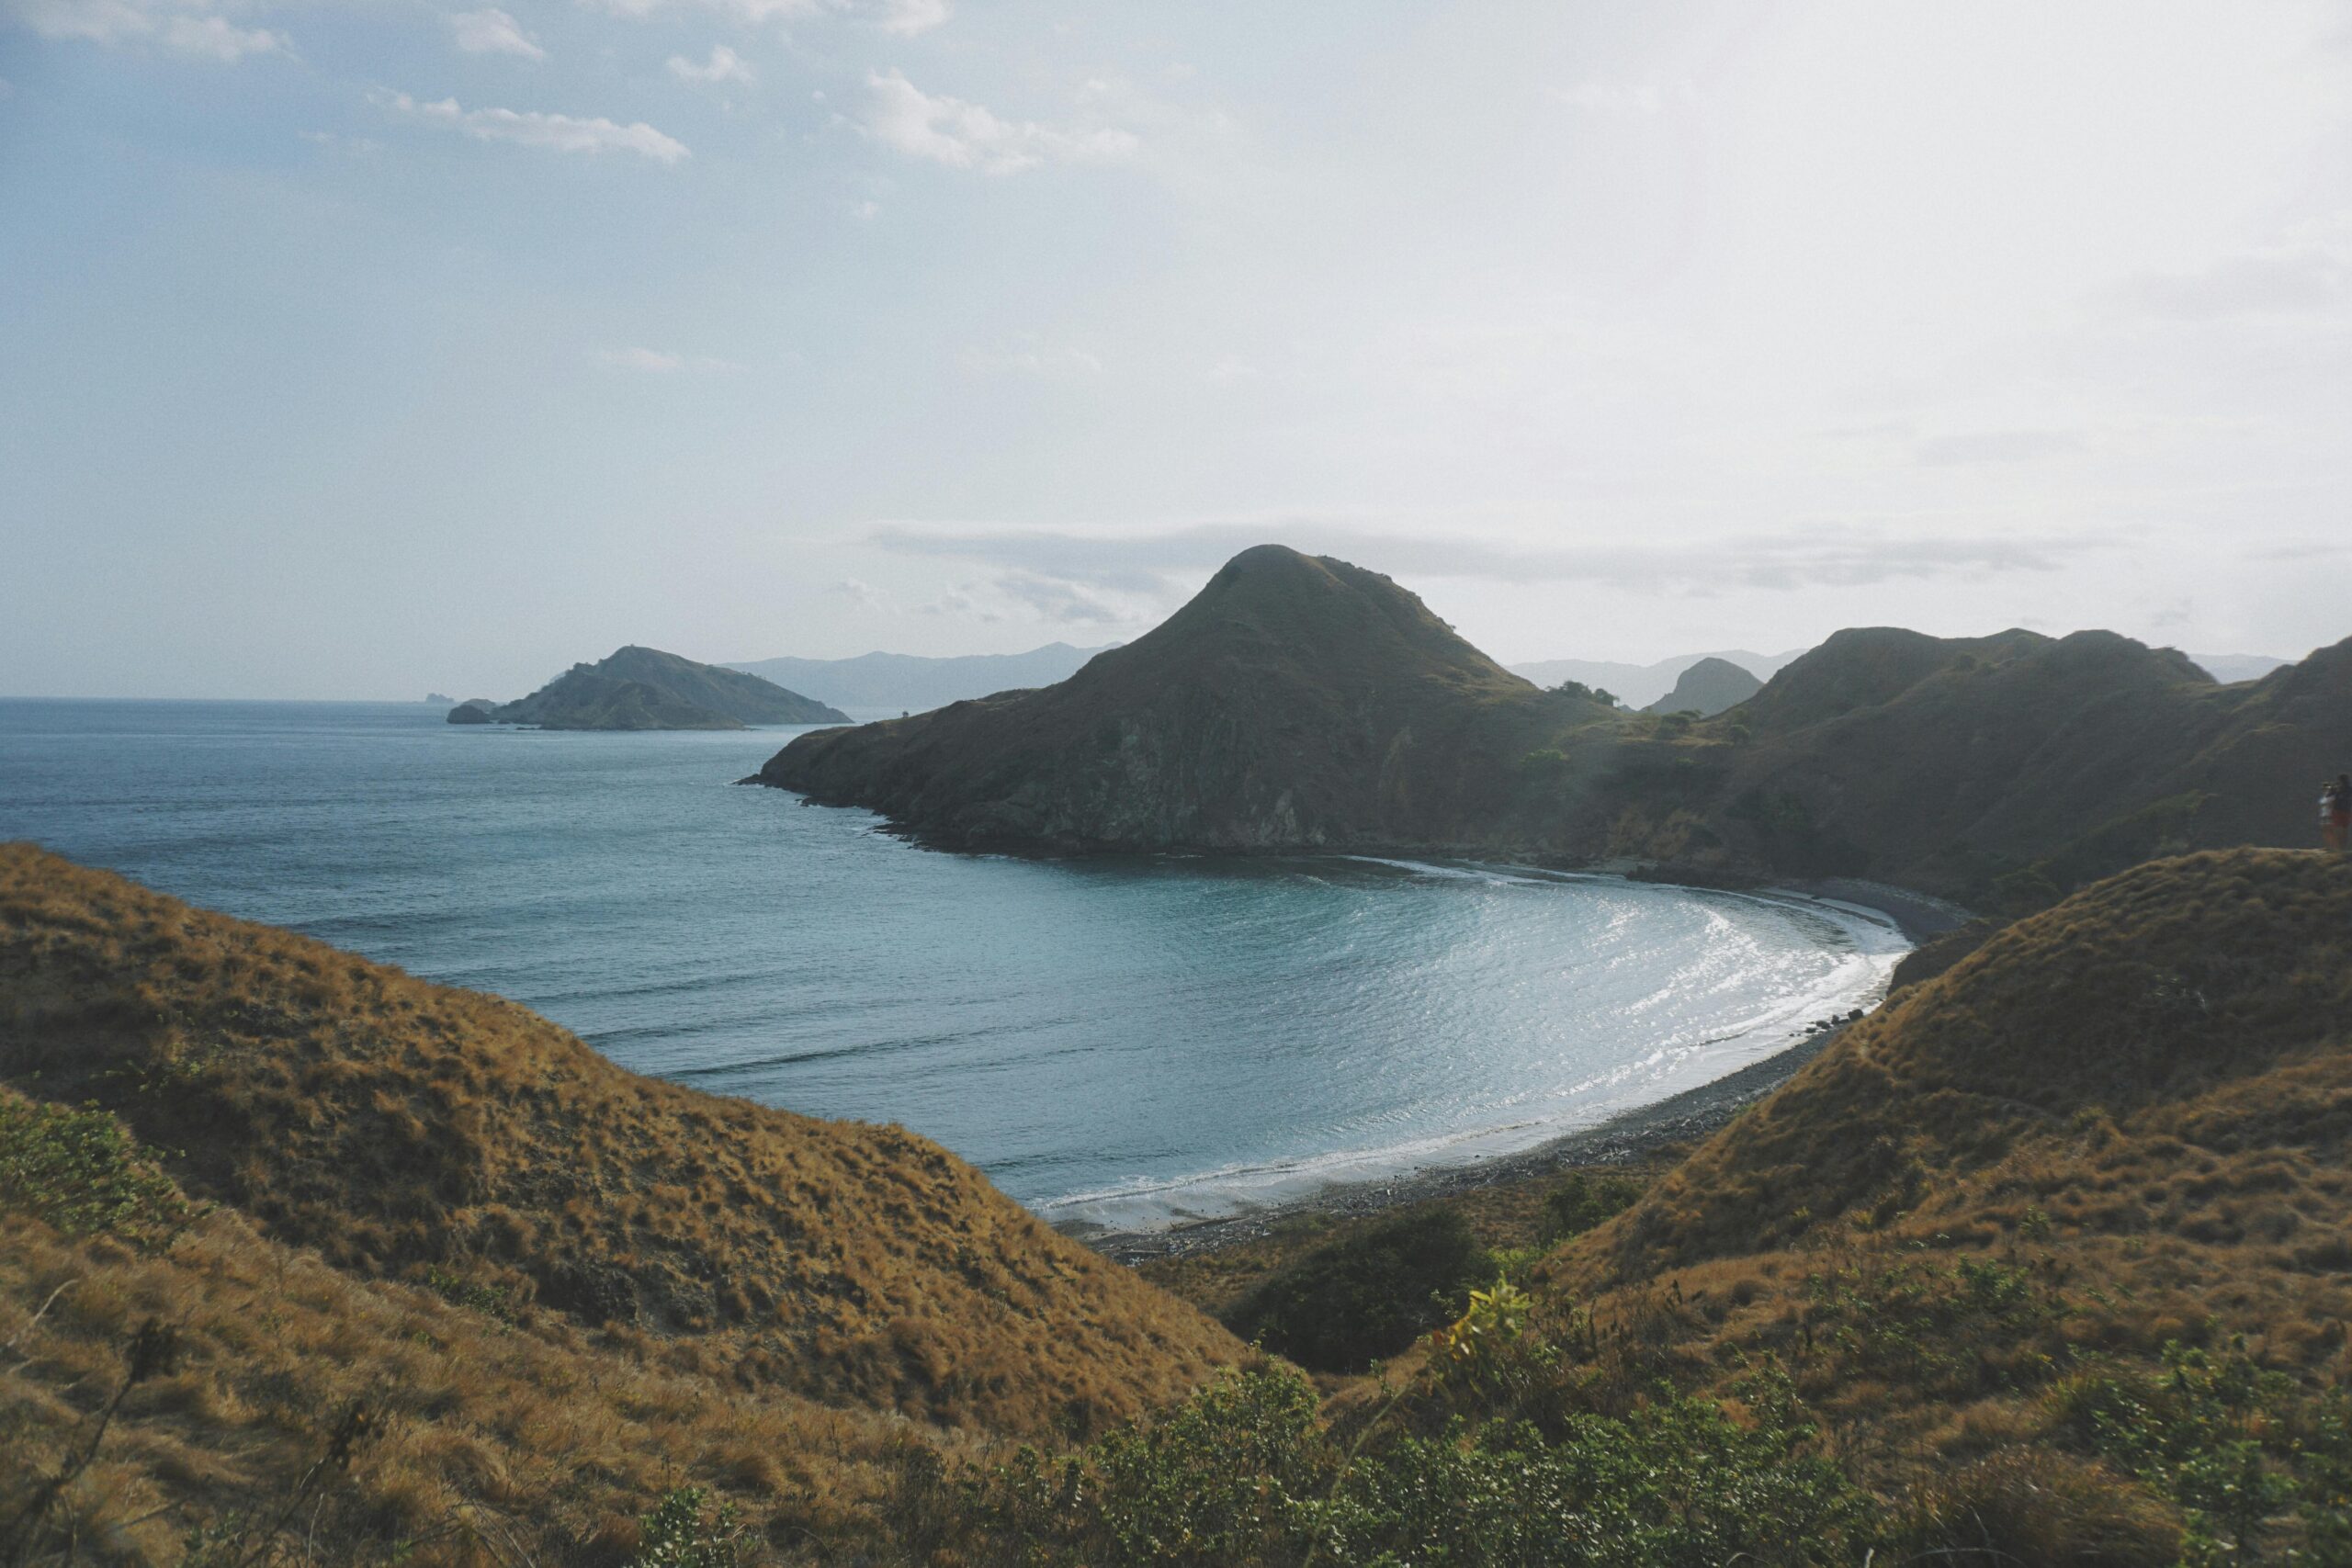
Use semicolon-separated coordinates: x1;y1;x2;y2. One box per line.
5;1;2350;698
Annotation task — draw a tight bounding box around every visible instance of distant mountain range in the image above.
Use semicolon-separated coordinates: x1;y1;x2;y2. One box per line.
1510;649;2286;708
728;643;1116;715
452;646;846;730
1507;651;1804;710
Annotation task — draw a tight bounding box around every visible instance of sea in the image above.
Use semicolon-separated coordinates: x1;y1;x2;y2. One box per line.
0;699;1910;1233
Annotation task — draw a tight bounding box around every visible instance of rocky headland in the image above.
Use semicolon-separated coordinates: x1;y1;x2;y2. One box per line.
758;543;2352;910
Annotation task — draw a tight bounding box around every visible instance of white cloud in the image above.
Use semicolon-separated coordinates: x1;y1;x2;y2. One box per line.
876;0;944;34
10;0;283;58
594;346;740;371
859;69;1137;175
866;520;2111;596
2111;247;2351;321
960;341;1104;378
450;7;544;60
584;0;937;28
667;43;751;84
386;92;688;163
1913;429;2087;467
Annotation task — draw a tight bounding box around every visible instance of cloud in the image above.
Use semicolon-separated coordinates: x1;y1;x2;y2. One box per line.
585;0;943;29
859;69;1138;175
867;520;2110;596
991;572;1128;625
386;92;688;163
667;43;751;83
450;7;543;59
829;577;885;607
2111;248;2350;321
1913;429;2086;466
1546;79;1686;114
960;342;1104;378
593;345;740;371
876;0;945;33
10;0;284;57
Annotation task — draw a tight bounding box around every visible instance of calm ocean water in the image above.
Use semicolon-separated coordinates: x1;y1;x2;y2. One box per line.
0;700;1907;1230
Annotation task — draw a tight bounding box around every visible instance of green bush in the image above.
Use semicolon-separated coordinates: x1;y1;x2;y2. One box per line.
0;1092;192;1245
1541;1171;1645;1245
628;1487;746;1568
1327;1384;1870;1567
1224;1210;1491;1372
957;1362;1873;1568
2052;1340;2352;1563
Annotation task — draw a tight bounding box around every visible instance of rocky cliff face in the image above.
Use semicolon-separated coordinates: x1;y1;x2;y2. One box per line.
759;545;1612;851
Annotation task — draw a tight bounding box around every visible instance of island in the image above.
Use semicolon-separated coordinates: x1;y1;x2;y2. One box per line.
447;645;849;729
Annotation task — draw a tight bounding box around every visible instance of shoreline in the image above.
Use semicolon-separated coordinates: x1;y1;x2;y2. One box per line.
1074;874;1964;1266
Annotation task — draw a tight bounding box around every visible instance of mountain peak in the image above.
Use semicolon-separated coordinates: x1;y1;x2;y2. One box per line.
758;546;1566;851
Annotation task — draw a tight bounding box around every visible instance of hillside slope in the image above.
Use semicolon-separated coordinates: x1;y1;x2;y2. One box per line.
1650;627;2352;898
466;647;849;729
0;844;1237;1435
759;545;1612;852
1581;847;2352;1285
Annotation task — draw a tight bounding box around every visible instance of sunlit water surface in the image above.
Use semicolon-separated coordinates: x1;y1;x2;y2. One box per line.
0;701;1908;1230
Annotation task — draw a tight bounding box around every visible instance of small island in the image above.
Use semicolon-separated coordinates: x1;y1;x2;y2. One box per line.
448;646;849;730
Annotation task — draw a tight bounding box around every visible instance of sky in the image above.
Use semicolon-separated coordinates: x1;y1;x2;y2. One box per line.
3;1;2350;699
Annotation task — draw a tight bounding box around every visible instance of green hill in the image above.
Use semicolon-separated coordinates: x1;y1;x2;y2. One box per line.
759;545;1611;851
0;846;1236;1434
1640;655;1763;716
762;544;2351;910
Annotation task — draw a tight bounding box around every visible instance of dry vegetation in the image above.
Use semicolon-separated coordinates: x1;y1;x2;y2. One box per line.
0;1157;969;1564
0;840;1247;1562
7;841;2351;1564
1514;847;2352;1551
0;842;1238;1438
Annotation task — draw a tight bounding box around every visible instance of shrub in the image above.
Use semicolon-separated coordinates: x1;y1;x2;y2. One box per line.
1541;1171;1645;1245
628;1487;747;1568
1327;1386;1872;1568
1899;1448;2183;1568
0;1091;192;1245
1223;1210;1491;1372
961;1366;1327;1567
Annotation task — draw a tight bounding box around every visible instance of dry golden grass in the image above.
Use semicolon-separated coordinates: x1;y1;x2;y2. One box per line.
0;842;1239;1440
1507;849;2352;1530
0;1166;967;1565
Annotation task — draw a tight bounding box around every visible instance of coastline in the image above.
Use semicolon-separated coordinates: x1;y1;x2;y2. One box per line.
1076;874;1963;1267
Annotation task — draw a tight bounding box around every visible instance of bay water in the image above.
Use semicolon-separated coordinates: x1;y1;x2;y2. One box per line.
0;700;1908;1231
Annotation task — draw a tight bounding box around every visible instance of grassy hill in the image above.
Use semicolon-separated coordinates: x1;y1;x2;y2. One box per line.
469;647;849;729
761;545;1611;852
0;843;1237;1414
